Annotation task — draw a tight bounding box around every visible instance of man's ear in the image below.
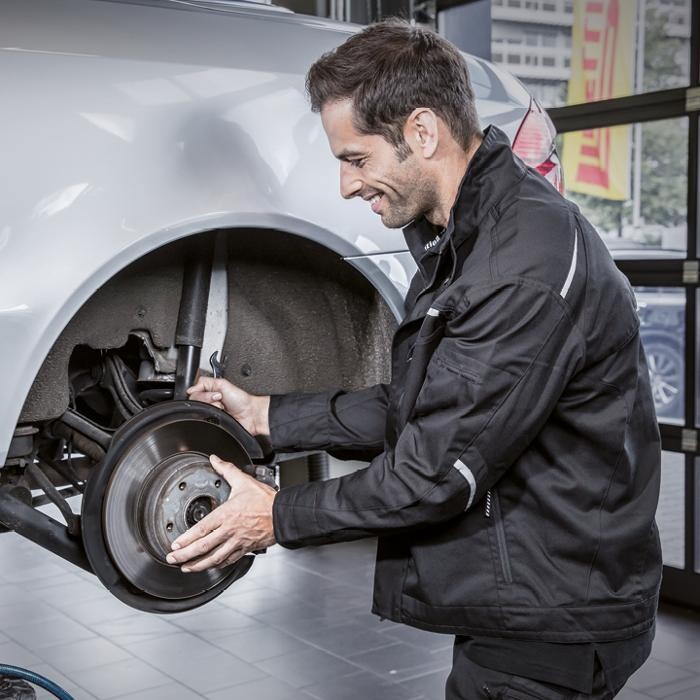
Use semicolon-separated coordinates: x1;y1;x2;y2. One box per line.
404;108;439;159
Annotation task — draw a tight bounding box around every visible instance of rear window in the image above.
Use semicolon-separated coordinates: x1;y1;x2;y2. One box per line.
465;58;491;99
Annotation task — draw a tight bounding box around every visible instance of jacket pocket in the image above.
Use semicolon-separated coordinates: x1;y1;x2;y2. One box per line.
502;676;573;700
485;488;513;584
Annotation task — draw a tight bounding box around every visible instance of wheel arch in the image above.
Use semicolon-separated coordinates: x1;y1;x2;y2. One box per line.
7;213;399;448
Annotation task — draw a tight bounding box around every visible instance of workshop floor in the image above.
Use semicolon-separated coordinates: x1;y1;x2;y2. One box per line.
0;493;698;698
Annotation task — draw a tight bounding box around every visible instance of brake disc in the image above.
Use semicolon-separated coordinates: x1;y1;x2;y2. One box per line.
82;401;265;613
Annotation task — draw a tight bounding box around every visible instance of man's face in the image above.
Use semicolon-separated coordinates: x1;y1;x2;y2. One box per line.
321;100;439;229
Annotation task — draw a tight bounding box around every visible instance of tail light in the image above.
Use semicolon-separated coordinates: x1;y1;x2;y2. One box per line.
512;99;565;195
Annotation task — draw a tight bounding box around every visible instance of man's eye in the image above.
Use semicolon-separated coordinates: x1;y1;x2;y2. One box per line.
349;159;366;169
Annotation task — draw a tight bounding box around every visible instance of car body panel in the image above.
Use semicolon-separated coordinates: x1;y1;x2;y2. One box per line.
0;0;530;464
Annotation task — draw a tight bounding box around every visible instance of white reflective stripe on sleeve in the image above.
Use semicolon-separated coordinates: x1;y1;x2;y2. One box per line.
559;228;578;299
426;307;440;317
453;459;476;510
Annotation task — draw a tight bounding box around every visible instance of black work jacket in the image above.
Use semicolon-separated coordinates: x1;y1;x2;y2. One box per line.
270;125;662;643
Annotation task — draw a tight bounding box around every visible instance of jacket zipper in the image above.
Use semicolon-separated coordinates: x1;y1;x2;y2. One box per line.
484;488;513;584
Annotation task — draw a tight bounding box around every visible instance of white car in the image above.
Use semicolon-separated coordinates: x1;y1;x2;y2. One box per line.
0;0;563;612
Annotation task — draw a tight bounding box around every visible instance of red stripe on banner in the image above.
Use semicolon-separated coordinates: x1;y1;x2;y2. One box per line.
584;29;600;42
585;80;597;101
577;163;609;188
584;58;598;70
604;127;612;174
586;2;604;12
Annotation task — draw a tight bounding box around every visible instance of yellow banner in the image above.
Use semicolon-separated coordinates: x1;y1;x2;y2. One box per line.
562;0;635;200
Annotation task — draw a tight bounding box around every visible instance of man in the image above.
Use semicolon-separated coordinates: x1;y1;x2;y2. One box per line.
166;20;662;699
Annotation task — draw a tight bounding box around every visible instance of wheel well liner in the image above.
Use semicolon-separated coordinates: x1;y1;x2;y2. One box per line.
20;228;396;423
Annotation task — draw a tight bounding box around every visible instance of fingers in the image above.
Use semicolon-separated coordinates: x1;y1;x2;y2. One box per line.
169;506;221;553
177;539;241;573
209;454;251;496
186;376;219;394
209;453;238;478
186;377;226;399
166;523;226;566
188;390;225;409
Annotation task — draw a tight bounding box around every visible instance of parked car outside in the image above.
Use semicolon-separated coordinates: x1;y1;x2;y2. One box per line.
604;239;685;423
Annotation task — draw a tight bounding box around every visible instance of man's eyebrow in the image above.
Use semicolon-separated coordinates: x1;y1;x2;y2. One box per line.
335;149;366;161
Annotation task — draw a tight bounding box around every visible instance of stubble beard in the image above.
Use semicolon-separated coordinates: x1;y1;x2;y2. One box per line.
380;167;440;229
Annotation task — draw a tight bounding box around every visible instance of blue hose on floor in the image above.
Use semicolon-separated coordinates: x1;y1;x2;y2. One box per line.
0;664;74;700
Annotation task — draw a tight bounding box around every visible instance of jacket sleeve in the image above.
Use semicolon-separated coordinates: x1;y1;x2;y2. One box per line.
272;278;584;548
268;383;389;461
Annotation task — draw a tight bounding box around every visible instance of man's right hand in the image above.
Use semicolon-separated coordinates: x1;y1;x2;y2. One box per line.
186;378;270;437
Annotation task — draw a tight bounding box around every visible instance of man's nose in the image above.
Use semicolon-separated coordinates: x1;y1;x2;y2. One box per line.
340;164;362;200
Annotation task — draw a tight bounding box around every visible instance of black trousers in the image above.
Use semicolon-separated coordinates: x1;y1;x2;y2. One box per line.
445;645;623;700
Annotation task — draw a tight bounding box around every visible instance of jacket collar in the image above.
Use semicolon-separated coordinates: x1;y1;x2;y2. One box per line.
402;124;527;285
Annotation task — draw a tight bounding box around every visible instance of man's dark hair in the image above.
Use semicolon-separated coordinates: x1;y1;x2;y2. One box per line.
306;19;481;160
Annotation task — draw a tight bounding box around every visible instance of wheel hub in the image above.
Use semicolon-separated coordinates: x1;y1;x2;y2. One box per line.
137;452;230;562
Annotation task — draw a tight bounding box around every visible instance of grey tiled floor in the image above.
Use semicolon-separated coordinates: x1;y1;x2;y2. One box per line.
0;529;699;698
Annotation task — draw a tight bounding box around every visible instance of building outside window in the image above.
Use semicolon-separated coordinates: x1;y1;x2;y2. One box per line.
491;0;691;256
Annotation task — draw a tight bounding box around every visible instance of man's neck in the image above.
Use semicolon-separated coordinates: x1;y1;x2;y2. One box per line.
425;136;483;229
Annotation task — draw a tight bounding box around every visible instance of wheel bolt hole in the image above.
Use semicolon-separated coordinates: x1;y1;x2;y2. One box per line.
215;479;221;488
178;482;186;491
166;522;174;532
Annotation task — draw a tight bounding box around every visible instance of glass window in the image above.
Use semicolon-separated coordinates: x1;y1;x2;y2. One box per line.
542;56;556;67
657;451;684;569
492;0;691;109
508;54;522;64
556;117;688;257
635;287;685;425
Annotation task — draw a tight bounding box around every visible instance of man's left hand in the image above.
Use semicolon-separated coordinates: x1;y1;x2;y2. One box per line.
165;454;276;572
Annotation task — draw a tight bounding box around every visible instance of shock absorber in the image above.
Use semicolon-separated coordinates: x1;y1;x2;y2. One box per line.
173;237;214;400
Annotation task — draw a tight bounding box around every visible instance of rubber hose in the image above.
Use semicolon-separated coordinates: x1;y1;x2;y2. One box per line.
59;410;112;449
106;356;143;415
0;664;75;700
52;424;105;462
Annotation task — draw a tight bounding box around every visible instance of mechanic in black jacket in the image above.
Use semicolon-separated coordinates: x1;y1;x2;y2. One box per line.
167;20;662;699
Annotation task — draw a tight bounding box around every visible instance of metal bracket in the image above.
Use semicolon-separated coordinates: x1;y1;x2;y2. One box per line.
683;260;699;284
686;87;700;113
254;465;279;491
681;429;698;453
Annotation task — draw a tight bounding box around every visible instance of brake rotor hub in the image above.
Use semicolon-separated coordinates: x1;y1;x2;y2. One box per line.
138;453;230;562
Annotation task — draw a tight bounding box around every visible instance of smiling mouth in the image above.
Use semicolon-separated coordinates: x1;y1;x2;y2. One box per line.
369;193;383;213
